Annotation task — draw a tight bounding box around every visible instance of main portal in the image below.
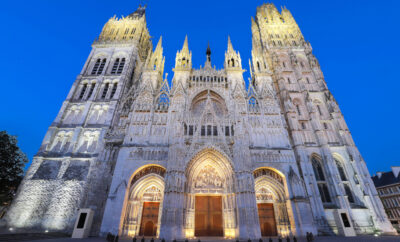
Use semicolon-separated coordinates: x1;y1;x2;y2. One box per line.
195;196;223;237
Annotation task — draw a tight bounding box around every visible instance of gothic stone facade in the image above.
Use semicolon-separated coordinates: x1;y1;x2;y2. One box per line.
5;4;396;239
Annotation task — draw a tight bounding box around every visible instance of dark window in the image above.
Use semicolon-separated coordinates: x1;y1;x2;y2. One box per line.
213;126;218;136
79;84;87;100
91;59;101;75
231;126;234;136
312;158;325;181
335;159;348;181
340;213;351;227
102;83;109;99
287;77;291;84
318;183;332;203
189;125;194;136
344;184;355;203
117;58;125;74
201;126;205;136
323;123;328;130
97;58;106;75
184;123;187;135
207;125;212;136
225;126;230;136
301;122;306;130
110;83;118;99
87;83;95;99
77;213;87;229
111;58;120;74
306;77;310;84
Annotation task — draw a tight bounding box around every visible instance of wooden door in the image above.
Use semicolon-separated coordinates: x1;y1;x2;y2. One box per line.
195;196;223;237
258;203;277;237
139;202;159;236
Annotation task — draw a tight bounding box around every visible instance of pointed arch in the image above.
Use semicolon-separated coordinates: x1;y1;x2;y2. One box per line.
310;154;332;204
120;165;166;238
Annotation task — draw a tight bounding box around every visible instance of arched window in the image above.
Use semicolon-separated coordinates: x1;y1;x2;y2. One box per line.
117;58;125;74
111;58;120;74
91;59;101;75
87;83;96;99
231;58;235;67
306;77;310;84
79;83;88;99
257;62;261;71
312;158;325;181
312;157;332;203
97;58;106;75
287;77;291;84
110;83;118;99
157;93;169;110
335;159;348;181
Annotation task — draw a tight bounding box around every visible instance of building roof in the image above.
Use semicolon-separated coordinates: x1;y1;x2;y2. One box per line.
372;171;400;188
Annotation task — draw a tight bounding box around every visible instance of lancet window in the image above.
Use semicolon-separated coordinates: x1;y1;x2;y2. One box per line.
311;156;332;203
111;58;126;74
156;93;169;111
335;157;355;204
91;58;106;75
110;83;118;99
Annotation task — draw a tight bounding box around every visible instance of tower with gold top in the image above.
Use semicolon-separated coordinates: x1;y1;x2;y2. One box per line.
6;3;396;240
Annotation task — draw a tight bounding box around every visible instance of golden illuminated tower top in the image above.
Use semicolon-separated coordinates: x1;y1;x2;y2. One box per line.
95;5;152;61
254;3;305;49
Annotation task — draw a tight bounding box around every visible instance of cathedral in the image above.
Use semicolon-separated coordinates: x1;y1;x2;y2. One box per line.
5;3;397;239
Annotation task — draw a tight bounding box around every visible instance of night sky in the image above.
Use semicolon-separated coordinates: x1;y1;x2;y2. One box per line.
1;0;399;174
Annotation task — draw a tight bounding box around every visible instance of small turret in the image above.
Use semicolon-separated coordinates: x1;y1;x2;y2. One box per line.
174;35;192;70
224;36;242;70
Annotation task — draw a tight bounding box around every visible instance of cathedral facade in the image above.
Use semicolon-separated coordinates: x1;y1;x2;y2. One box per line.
5;4;396;239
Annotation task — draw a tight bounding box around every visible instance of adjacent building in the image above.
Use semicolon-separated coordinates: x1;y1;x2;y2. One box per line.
5;3;396;239
372;167;400;232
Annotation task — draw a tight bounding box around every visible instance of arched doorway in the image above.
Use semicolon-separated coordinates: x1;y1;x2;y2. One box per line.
254;168;291;237
120;165;166;237
184;148;236;238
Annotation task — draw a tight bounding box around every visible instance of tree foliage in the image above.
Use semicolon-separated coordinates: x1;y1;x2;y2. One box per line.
0;131;28;205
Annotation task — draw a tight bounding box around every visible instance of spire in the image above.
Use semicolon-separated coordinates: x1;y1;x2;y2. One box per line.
154;36;163;54
145;36;165;74
227;36;234;53
224;37;242;70
174;35;192;70
182;35;189;52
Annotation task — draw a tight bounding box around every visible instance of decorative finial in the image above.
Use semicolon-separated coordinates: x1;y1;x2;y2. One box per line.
206;42;211;62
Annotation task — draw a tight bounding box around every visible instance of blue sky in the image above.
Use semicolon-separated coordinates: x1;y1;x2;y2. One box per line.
1;0;399;174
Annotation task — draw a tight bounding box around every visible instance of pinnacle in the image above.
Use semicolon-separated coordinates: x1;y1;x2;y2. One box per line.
227;36;234;53
182;35;189;51
154;36;163;53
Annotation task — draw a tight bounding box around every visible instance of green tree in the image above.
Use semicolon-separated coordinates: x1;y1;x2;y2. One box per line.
0;131;28;205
